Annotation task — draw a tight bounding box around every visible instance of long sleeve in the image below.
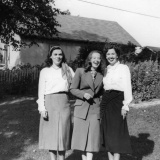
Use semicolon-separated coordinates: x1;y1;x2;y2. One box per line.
69;67;75;77
37;69;47;112
70;68;85;99
122;65;132;111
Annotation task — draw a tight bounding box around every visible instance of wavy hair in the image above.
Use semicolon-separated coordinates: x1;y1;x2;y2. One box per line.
45;46;73;87
84;50;106;75
45;46;66;67
104;44;121;58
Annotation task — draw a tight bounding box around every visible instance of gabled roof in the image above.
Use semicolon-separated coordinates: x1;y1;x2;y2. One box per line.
55;15;140;46
146;46;160;52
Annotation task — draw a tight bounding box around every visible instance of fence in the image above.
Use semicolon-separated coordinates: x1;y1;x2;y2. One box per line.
0;60;160;101
0;67;41;98
0;68;40;83
0;67;75;100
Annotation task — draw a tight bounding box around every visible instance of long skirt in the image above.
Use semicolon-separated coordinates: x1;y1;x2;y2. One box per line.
39;93;71;151
71;102;100;152
100;90;132;154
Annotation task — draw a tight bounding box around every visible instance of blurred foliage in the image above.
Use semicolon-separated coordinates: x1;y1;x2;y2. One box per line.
0;0;67;49
127;60;160;103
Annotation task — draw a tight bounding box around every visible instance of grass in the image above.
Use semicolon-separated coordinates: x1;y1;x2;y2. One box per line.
0;96;160;160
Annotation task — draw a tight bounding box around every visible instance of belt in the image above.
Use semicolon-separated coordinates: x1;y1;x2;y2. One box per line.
54;91;68;94
105;89;123;93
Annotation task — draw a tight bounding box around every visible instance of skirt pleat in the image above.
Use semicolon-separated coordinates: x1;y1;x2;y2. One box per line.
39;93;71;151
100;91;132;154
71;114;100;152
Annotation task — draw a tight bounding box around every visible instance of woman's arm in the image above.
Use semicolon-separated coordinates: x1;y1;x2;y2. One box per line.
37;69;47;113
69;67;75;77
70;68;86;99
122;65;133;111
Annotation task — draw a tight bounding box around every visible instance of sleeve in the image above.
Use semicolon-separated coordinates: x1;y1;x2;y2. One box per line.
122;65;133;111
69;67;75;77
69;68;85;99
37;69;47;112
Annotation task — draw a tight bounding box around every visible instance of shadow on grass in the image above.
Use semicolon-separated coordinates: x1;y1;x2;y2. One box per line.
121;133;155;160
0;97;39;160
0;98;155;160
66;133;154;160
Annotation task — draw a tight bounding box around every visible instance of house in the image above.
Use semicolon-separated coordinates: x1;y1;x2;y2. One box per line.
146;46;160;53
0;15;140;69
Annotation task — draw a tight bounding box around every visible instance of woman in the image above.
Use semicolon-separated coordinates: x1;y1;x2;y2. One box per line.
100;46;132;160
37;46;74;160
70;50;105;160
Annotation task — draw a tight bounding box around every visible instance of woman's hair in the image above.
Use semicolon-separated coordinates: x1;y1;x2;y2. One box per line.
105;45;121;58
45;46;66;67
84;50;106;74
45;46;72;86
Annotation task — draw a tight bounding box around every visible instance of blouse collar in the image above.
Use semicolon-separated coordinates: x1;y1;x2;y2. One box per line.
107;61;120;70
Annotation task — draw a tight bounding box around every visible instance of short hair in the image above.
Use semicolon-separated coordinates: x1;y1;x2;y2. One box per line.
45;46;66;67
104;42;121;58
84;50;106;74
105;46;121;58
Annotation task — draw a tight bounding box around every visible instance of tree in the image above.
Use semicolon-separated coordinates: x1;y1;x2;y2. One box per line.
0;0;66;49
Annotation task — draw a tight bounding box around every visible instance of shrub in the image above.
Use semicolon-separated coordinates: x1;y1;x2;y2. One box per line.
126;60;160;103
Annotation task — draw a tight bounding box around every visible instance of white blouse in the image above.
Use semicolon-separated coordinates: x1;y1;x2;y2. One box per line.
37;67;74;112
103;61;132;111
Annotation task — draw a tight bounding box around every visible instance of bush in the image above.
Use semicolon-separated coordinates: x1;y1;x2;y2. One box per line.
126;60;160;103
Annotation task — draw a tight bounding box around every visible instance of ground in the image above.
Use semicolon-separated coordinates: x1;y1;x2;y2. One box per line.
0;96;160;160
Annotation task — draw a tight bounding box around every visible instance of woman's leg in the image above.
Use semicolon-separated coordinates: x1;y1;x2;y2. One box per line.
49;150;57;160
86;152;93;160
108;152;114;160
113;153;120;160
82;151;87;160
58;151;65;160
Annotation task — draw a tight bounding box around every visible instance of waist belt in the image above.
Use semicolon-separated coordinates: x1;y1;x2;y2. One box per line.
105;89;123;93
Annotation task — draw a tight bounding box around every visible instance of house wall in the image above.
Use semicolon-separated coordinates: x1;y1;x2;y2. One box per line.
20;39;81;65
1;39;83;69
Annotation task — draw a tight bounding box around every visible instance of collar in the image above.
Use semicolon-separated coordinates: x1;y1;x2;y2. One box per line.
107;61;120;70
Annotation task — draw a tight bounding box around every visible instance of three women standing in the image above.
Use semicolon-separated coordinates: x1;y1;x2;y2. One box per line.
37;45;132;160
70;50;105;160
37;46;74;160
100;46;132;160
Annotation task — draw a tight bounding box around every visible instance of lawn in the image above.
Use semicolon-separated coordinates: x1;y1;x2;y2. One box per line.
0;96;160;160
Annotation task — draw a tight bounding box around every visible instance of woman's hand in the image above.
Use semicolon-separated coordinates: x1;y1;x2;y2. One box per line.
83;93;93;100
121;109;128;119
41;110;48;119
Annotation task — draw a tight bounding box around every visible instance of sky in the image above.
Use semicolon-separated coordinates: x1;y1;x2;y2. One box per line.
55;0;160;48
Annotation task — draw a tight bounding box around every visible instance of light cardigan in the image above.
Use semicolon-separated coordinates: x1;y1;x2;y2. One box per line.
103;61;132;111
37;67;74;112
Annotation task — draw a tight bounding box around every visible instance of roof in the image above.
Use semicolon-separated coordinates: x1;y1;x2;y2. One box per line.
55;15;140;46
146;46;160;52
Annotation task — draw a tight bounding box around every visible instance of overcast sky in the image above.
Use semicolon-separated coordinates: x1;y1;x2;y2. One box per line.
55;0;160;48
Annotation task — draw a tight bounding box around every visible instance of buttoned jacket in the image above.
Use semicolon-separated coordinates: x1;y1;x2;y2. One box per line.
70;68;103;120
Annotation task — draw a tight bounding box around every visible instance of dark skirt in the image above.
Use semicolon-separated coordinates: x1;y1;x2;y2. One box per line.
100;90;132;154
39;93;71;151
